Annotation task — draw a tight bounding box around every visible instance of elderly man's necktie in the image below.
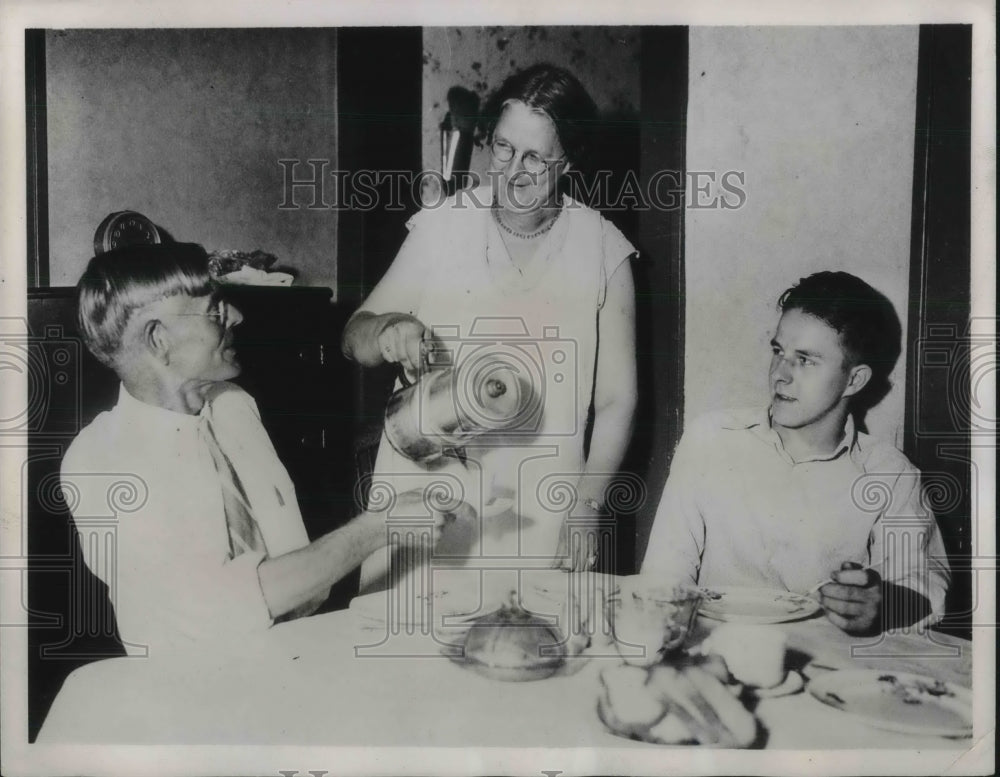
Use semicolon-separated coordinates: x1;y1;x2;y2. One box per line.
200;406;266;558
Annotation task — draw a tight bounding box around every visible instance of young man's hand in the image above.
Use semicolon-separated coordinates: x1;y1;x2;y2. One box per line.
819;561;882;635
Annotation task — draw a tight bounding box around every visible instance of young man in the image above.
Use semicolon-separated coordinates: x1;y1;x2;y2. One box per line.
61;243;469;654
642;271;949;634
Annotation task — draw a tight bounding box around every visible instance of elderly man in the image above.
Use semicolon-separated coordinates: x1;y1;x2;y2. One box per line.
61;242;463;654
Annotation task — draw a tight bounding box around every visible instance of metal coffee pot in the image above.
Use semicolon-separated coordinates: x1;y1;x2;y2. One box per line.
384;347;536;464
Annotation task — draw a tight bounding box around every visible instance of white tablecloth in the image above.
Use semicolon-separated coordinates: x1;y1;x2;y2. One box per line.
37;574;972;749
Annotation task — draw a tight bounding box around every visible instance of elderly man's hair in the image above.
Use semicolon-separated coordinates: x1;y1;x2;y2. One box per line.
77;242;214;367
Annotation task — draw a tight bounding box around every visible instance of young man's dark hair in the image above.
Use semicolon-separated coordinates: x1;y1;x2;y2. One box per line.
778;270;902;414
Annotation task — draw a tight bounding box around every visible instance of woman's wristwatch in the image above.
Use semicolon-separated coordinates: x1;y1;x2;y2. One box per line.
578;497;603;569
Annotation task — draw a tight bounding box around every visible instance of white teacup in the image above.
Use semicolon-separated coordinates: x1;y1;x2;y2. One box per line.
701;624;787;688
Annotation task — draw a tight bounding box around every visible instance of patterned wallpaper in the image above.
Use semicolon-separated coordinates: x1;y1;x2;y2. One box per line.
422;26;641;179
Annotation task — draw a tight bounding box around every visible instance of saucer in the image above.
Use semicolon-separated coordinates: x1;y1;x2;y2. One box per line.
750;669;805;699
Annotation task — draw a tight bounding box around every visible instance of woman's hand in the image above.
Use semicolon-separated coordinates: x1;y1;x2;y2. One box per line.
342;310;428;371
375;314;427;375
550;501;604;572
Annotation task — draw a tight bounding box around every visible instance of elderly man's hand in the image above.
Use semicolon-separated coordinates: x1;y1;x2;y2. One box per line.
391;489;477;547
819;561;882;635
430;498;477;545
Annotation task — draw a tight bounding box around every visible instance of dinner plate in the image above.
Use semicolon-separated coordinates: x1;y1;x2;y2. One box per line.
697;587;821;624
350;572;610;635
519;570;601;606
808;670;973;738
349;588;482;629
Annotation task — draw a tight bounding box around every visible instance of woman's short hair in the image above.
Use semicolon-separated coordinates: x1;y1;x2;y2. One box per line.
778;271;902;408
77;242;214;368
482;63;598;168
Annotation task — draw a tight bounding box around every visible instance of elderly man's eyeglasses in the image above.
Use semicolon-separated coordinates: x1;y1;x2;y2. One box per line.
168;297;233;328
490;138;565;175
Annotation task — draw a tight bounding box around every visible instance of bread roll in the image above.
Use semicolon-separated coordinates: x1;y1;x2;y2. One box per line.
647;665;757;747
598;659;758;748
597;664;667;737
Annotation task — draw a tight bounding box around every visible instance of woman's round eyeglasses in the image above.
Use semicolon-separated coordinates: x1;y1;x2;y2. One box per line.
490;138;565;176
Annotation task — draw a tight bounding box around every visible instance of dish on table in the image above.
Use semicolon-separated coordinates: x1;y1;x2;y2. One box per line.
443;594;583;682
349;570;608;634
807;670;972;738
437;572;614;679
349;587;481;630
597;657;759;747
608;579;704;666
697;587;821;624
518;570;612;618
751;669;804;699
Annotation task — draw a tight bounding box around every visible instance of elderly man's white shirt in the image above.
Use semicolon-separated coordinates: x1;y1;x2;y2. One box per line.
60;382;310;655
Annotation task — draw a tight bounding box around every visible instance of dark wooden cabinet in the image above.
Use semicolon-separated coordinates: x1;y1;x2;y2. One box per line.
25;285;360;740
223;285;360;547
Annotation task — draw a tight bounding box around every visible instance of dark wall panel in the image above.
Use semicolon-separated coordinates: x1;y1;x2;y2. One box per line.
905;25;973;639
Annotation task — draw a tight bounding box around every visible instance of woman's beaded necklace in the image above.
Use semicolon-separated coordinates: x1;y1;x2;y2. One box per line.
492;204;560;240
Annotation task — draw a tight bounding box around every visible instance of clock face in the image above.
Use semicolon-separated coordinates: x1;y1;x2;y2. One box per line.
94;211;160;254
109;216;156;249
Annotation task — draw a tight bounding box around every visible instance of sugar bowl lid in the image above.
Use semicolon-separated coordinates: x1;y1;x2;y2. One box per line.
453;594;566;682
93;211;161;255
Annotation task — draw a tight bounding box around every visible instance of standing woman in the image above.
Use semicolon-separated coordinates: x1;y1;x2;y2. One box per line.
343;64;638;594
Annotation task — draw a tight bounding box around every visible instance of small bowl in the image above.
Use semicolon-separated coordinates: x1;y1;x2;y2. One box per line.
447;593;568;682
608;579;703;666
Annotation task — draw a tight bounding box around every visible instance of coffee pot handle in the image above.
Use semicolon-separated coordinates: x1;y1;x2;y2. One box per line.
397;365;417;388
397;332;441;388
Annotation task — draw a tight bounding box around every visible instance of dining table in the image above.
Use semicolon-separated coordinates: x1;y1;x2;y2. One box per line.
35;570;975;753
